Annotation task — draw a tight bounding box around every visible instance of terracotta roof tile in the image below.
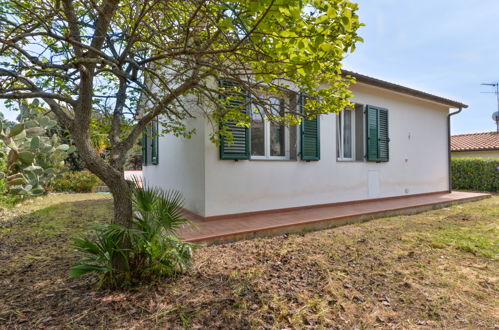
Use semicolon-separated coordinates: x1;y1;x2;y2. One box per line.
451;131;499;151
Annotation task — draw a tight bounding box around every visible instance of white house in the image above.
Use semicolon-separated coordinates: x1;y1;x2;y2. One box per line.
142;71;467;220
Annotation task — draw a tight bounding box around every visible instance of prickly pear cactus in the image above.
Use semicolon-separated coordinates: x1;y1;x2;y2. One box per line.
0;140;7;195
0;100;75;197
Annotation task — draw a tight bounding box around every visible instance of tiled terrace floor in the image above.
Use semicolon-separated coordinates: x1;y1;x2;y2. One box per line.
180;191;490;244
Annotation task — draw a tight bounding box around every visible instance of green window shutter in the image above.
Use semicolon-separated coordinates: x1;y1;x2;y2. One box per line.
299;93;320;161
365;105;389;162
378;108;389;162
219;79;250;160
151;119;159;165
142;129;148;165
142;119;159;166
365;105;379;161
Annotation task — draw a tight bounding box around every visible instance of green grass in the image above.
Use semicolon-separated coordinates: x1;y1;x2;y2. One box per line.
425;225;498;259
414;215;498;259
0;193;112;239
407;198;499;260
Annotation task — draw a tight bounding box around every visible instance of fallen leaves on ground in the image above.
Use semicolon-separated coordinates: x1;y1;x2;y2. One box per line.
0;194;497;329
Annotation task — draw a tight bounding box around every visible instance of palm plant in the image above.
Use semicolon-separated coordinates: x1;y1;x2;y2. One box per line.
70;181;197;288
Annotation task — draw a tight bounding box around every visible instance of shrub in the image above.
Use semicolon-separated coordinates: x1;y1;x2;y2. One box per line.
51;170;101;193
0;141;7;193
451;157;499;192
0;141;18;206
70;182;197;288
0;101;75;198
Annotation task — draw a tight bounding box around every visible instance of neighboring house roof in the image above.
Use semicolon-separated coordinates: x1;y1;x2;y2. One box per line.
343;70;468;109
451;132;499;151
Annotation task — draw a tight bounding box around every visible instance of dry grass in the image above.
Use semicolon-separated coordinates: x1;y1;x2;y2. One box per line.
0;193;497;329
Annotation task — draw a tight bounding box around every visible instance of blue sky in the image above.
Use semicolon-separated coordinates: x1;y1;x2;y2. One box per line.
343;0;499;134
2;1;498;134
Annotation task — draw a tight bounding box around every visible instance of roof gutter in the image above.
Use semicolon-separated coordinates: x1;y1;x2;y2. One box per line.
447;107;463;192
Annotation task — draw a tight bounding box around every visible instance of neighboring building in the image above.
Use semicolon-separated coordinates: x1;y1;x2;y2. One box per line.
142;71;467;219
451;132;499;158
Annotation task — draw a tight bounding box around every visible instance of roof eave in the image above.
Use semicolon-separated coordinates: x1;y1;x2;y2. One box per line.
342;70;468;109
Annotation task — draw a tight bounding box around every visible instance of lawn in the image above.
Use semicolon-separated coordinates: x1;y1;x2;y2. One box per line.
0;193;497;329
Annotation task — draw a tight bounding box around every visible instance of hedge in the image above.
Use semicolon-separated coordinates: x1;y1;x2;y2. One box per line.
451;157;499;192
51;170;102;193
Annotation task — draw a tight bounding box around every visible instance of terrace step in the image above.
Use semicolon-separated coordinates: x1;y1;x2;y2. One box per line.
180;191;491;245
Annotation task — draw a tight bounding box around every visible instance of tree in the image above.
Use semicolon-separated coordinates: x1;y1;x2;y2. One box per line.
0;0;362;275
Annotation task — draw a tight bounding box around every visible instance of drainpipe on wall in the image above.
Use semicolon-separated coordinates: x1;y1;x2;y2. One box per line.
447;107;463;193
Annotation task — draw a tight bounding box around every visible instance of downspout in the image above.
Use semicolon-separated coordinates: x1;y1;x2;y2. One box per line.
447;107;463;193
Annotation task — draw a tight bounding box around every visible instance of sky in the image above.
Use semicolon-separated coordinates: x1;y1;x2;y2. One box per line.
342;0;499;134
2;0;498;134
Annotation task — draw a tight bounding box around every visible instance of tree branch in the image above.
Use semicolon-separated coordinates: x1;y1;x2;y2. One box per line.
0;91;74;103
0;38;71;70
61;0;83;57
115;66;204;156
90;0;121;53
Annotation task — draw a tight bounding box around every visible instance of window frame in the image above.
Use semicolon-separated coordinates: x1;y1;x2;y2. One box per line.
250;97;291;161
336;108;356;161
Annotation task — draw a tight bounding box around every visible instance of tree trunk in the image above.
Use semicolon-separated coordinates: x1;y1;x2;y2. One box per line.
70;127;134;283
106;172;134;282
108;174;133;228
69;122;133;228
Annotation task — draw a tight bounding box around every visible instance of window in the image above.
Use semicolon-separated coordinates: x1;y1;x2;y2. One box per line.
336;103;365;162
250;97;290;160
218;84;305;161
336;108;355;160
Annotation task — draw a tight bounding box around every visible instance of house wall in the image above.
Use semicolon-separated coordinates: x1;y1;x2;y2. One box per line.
202;83;451;217
143;83;453;218
451;150;499;158
142;114;206;216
